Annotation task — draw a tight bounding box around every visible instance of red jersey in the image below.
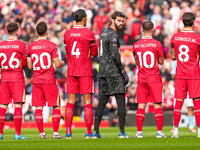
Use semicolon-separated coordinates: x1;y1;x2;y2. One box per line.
64;25;97;77
93;15;109;34
27;39;59;84
171;30;200;79
132;37;164;83
0;39;26;83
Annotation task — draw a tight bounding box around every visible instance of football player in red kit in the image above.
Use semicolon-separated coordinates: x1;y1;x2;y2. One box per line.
64;9;98;139
0;23;28;139
132;21;166;138
27;22;64;139
170;12;200;138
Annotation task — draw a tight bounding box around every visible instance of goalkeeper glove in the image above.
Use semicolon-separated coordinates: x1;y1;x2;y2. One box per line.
122;68;129;85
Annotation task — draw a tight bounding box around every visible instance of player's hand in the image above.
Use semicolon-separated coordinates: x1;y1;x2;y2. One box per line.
60;60;65;67
122;68;129;85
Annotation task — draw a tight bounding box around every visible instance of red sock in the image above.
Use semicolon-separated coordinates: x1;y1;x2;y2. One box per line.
52;109;61;132
173;100;184;127
136;108;145;131
84;104;93;134
35;109;44;134
14;107;22;135
65;103;74;134
194;100;200;126
155;108;163;131
0;108;6;135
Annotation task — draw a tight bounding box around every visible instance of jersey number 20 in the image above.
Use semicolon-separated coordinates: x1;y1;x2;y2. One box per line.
32;52;51;70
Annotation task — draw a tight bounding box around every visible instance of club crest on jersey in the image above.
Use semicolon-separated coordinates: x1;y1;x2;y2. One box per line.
113;38;116;43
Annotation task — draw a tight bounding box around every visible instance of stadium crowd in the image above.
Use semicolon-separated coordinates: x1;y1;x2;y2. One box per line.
0;0;199;123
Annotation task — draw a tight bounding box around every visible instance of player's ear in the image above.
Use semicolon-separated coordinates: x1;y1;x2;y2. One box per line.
142;28;144;33
45;30;48;36
111;19;115;24
152;28;154;34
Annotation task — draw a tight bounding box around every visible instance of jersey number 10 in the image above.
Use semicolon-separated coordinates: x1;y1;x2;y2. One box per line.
137;51;155;68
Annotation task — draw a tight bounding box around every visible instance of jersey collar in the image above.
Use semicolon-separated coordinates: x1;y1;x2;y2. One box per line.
73;25;85;28
6;38;17;41
142;36;152;39
181;29;194;32
36;38;46;41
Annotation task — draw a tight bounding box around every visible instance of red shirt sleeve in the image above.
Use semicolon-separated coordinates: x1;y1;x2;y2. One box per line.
195;34;200;47
171;35;175;49
51;44;59;59
21;42;27;67
89;31;97;47
27;45;31;57
89;31;98;57
157;41;164;57
132;43;136;56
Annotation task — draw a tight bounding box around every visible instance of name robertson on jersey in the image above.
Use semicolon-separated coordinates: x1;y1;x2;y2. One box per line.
175;37;196;42
0;45;19;49
71;33;81;37
134;43;156;48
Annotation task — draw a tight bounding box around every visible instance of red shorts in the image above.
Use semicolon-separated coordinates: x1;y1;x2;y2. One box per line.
32;84;60;107
66;76;94;94
0;82;26;104
175;79;200;99
136;82;163;103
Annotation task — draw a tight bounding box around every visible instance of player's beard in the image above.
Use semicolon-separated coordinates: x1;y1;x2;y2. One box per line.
114;22;123;31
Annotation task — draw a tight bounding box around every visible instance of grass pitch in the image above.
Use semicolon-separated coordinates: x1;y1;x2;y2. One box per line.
0;126;199;150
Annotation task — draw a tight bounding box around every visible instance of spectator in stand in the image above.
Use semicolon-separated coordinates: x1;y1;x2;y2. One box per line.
93;7;109;35
169;1;180;21
151;5;162;28
194;6;200;32
163;88;174;111
130;16;142;44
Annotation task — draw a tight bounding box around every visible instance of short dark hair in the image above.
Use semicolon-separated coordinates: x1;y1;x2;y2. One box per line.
73;9;86;22
142;21;154;31
182;12;195;27
111;11;125;20
36;21;47;36
7;23;18;35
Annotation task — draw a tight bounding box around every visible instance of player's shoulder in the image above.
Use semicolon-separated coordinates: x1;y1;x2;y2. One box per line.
0;40;6;45
192;32;200;38
107;28;119;40
85;28;95;35
151;38;162;45
171;32;179;39
17;40;26;47
64;29;70;37
133;39;142;46
45;40;56;48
